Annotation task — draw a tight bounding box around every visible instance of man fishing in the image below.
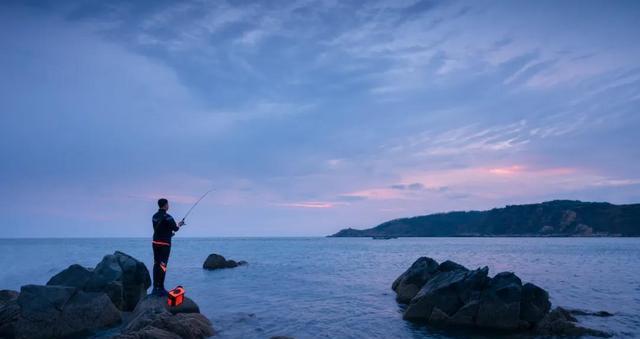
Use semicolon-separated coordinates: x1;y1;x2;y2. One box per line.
151;198;185;296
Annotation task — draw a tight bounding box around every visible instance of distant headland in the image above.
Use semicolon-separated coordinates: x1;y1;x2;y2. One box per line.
330;200;640;237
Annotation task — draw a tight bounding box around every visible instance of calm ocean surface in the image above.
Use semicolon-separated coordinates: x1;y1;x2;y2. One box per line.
1;237;639;338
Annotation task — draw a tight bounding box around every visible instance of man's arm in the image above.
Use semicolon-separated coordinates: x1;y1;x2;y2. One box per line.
166;215;180;232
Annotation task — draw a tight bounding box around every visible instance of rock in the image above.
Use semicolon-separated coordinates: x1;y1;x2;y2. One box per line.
4;252;213;339
448;298;480;327
520;282;551;324
203;253;247;270
120;295;213;339
0;290;20;338
116;326;182;339
46;264;93;288
393;257;610;336
119;312;213;339
536;307;611;337
14;284;121;339
0;290;19;304
475;273;522;330
203;254;227;269
566;308;614;317
455;266;489;304
132;294;201;317
237;260;248;266
391;257;439;304
403;264;489;323
428;307;450;326
47;251;151;311
403;268;469;321
438;260;468;272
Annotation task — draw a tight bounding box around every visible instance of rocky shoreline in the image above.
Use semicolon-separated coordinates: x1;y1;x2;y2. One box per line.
0;251;214;339
393;257;612;337
0;251;617;338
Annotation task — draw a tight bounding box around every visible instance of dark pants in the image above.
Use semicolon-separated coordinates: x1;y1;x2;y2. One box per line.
152;243;171;290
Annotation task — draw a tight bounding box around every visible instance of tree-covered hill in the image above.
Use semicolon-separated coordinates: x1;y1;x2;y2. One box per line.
330;200;640;237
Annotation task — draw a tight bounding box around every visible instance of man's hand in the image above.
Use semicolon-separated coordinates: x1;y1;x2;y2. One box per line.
178;220;186;227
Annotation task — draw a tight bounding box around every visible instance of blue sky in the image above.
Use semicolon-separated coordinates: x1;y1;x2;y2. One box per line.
1;0;639;237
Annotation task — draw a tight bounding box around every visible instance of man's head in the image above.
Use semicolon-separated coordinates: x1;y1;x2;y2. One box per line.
158;198;169;210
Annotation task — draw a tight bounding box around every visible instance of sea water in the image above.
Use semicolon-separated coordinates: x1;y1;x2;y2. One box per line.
1;237;638;338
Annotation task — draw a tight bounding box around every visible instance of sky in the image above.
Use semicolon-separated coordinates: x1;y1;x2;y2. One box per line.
1;0;639;237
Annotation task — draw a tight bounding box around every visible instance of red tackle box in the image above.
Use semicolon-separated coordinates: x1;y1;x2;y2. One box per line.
167;285;185;307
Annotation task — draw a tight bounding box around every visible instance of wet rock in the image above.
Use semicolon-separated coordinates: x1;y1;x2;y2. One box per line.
520;282;551;323
566;308;614;317
391;257;439;303
404;269;469;321
119;295;213;339
438;260;468;272
203;253;247;270
14;284;121;339
47;251;151;311
448;298;480;327
47;264;93;288
536;307;611;337
475;272;523;330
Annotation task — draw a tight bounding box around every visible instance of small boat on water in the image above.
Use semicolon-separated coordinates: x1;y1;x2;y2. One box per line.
372;236;398;240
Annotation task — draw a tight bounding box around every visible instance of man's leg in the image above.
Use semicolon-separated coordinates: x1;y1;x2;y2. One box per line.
157;245;171;292
152;243;162;292
152;243;171;294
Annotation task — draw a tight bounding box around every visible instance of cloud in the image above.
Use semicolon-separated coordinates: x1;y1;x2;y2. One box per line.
488;165;525;175
275;201;341;209
1;0;639;236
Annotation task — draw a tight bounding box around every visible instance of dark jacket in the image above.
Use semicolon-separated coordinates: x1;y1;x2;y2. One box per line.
152;209;179;243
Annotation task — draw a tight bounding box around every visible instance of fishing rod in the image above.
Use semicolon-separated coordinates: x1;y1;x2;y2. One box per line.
180;188;215;225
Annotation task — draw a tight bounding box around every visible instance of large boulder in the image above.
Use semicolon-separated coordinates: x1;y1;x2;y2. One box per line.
13;284;121;339
47;251;151;311
117;295;213;339
203;254;247;270
393;257;609;336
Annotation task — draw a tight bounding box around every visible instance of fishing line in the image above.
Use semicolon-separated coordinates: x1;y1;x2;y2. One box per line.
180;188;215;224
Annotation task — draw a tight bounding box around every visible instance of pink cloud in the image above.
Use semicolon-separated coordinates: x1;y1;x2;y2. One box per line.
488;165;525;175
338;164;592;203
276;201;339;209
341;188;405;200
